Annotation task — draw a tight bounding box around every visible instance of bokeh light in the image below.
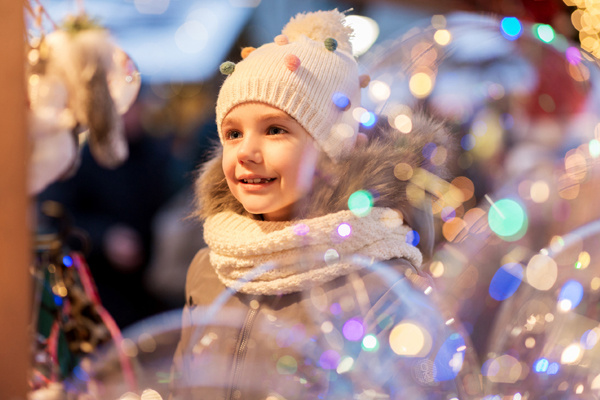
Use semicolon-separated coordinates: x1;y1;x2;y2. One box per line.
342;318;364;341
337;223;352;238
489;263;523;301
525;254;557;291
558;280;584;310
389;321;432;357
487;198;528;240
500;17;522;40
361;334;379;351
409;72;434;98
534;23;555;43
348;190;374;217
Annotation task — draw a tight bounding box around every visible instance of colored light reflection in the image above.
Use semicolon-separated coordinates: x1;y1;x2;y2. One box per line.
534;358;549;373
566;46;582;65
332;92;350;109
360;111;377;128
337;223;351;237
293;223;309;236
362;334;379;351
389;321;432;357
62;255;73;267
590;139;600;158
488;198;528;240
348;190;373;217
558;280;584;310
336;356;354;374
434;333;465;381
276;355;298;375
547;362;560;375
405;230;420;246
500;17;522;40
489;263;523;301
534;24;555;43
318;349;340;370
342;318;364;341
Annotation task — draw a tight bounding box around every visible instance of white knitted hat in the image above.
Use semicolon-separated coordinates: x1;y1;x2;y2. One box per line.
216;9;366;161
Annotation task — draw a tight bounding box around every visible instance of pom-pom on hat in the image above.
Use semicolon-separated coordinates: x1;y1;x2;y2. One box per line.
216;9;362;161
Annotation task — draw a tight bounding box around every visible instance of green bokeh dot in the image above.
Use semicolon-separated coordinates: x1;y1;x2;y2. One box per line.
488;198;527;239
348;190;373;217
276;355;298;375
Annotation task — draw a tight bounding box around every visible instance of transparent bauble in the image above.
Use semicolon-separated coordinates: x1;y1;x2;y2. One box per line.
483;221;600;399
68;253;478;400
360;10;600;399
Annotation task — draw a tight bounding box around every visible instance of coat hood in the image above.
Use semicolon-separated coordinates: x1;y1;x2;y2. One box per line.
193;112;456;256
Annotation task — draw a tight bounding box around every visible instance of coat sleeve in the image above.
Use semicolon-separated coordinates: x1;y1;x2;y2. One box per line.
168;248;210;399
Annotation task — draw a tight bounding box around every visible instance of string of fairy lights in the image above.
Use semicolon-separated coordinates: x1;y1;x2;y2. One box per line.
565;0;600;58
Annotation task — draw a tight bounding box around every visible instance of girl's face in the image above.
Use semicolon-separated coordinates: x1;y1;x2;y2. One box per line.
221;102;319;221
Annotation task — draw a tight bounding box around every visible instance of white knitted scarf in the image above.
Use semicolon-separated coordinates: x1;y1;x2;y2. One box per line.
203;207;423;295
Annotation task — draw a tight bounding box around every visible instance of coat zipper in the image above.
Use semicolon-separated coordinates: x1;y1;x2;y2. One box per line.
227;305;259;400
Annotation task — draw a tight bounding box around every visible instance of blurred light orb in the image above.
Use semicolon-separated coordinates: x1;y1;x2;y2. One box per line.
409;72;434;98
394;114;413;133
406;230;420;246
500;17;522;40
369;80;391;102
318;349;340;370
345;15;380;56
348;190;374;217
434;29;452;46
389;321;432;357
558;280;584;310
342;318;364;341
534;23;555;43
360;111;377;128
336;356;354;374
332;92;350;109
489;263;523;301
525;254;557;291
393;163;413;180
337;223;352;238
530;180;550;204
534;357;549;373
566;46;583;65
547;362;560;375
461;134;476;151
589;139;600;158
561;343;583;364
62;255;73;267
581;328;599;349
276;355;298;375
488;198;528;240
362;334;379;351
324;248;340;264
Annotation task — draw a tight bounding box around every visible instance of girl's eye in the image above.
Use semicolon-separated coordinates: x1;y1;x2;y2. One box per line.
226;130;242;140
268;126;287;135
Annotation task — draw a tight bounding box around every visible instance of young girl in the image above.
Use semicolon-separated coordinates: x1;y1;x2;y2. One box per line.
170;9;462;400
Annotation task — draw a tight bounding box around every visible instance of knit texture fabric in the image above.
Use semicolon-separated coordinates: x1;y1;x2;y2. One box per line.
203;208;423;295
215;10;361;161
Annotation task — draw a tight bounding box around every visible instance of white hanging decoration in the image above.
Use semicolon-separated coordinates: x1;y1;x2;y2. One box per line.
26;13;141;195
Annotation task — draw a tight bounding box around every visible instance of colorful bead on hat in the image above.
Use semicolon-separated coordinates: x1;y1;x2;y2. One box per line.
216;9;365;161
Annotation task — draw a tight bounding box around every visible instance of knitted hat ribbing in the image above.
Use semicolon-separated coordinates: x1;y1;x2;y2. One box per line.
216;9;362;161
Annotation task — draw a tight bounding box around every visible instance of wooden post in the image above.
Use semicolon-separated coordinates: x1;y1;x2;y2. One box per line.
0;1;30;399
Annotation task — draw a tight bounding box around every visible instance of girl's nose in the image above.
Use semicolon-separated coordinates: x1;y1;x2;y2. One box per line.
237;135;263;164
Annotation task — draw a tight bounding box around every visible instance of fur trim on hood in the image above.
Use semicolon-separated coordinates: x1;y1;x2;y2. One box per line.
193;112;455;238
